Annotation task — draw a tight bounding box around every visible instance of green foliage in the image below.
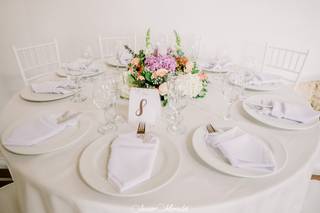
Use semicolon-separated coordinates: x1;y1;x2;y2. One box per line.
124;45;135;56
144;70;152;82
146;28;151;50
174;30;182;50
191;62;200;74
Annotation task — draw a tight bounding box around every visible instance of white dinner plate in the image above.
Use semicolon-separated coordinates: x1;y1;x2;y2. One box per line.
20;86;74;102
79;132;180;197
242;94;319;130
55;68;104;78
231;73;284;91
192;125;287;178
105;56;127;68
1;111;92;155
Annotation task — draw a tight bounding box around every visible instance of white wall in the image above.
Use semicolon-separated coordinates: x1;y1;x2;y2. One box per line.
1;0;320;109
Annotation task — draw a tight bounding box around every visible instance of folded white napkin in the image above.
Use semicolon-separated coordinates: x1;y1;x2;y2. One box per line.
108;132;159;192
206;127;276;172
4;112;79;146
248;73;282;86
254;100;320;123
62;58;94;71
85;62;100;74
31;80;74;94
199;58;232;72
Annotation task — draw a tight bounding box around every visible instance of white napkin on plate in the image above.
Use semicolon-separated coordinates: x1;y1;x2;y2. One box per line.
85;62;100;74
206;127;276;172
253;100;320;123
248;73;282;86
199;57;232;72
108;132;159;192
4;112;79;146
31;80;74;94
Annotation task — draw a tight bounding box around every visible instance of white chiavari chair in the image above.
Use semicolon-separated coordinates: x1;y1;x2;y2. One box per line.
98;34;136;59
261;43;309;86
12;39;61;85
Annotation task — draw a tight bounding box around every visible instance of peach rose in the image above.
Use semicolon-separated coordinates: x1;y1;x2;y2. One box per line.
128;67;134;74
137;75;145;81
158;82;168;96
198;72;208;80
185;61;194;73
131;58;140;66
152;68;168;79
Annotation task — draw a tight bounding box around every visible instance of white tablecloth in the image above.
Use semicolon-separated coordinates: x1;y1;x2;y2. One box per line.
0;74;319;213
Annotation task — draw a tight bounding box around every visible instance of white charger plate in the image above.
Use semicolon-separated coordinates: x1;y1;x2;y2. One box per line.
20;86;74;102
243;94;319;130
105;56;127;68
192;125;287;178
55;69;104;78
1;111;92;155
79;132;180;197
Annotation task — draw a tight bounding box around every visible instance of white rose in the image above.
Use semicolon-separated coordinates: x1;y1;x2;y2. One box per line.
179;74;202;98
158;82;168;96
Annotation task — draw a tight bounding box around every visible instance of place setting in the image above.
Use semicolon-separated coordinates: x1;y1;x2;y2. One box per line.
1;109;92;155
20;79;76;102
192;122;287;178
198;56;233;74
56;57;105;78
80;82;180;197
242;94;320;130
19;58;97;102
229;70;286;92
79;121;180;197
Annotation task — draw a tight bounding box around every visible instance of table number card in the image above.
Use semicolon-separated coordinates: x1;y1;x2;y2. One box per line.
128;88;161;125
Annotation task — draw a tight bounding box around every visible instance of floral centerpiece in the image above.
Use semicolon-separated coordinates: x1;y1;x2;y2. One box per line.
124;29;208;105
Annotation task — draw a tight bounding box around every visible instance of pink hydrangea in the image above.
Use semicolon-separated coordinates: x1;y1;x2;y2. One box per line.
145;55;177;72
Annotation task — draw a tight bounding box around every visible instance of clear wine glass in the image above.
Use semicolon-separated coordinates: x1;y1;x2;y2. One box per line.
190;36;201;62
66;65;87;103
166;76;189;134
222;77;241;120
92;80;117;134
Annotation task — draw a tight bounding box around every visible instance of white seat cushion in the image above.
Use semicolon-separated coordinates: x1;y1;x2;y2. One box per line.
0;183;20;213
301;180;320;213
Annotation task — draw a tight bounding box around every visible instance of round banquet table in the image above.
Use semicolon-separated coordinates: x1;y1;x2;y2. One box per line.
0;73;319;213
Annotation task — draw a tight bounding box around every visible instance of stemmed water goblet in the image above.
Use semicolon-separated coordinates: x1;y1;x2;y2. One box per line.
92;79;117;134
66;65;87;103
222;75;241;120
166;76;189;134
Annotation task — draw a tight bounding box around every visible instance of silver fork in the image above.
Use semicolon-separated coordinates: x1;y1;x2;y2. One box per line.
206;123;217;134
136;122;146;141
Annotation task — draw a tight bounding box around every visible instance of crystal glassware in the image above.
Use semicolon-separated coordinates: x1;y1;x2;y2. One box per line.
166;75;189;134
66;65;87;103
222;76;241;120
92;79;117;134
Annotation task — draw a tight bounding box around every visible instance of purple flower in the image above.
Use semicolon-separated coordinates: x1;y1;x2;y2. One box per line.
145;54;177;72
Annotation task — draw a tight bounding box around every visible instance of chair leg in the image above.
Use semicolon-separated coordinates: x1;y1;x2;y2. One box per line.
311;175;320;181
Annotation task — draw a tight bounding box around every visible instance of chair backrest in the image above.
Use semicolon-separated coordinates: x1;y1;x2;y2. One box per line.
98;35;136;59
261;43;309;85
12;39;61;85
